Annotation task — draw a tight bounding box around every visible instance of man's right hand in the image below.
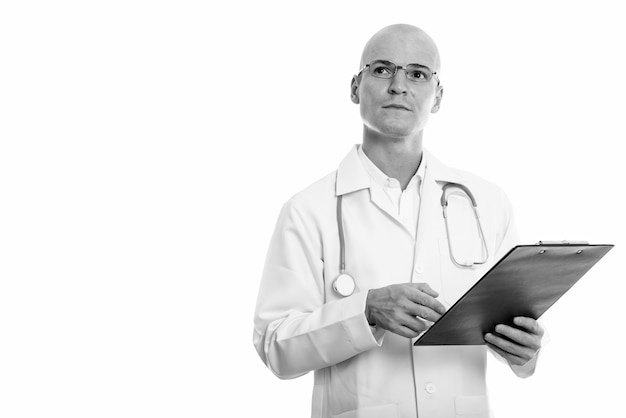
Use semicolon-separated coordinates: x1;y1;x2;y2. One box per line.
365;283;447;338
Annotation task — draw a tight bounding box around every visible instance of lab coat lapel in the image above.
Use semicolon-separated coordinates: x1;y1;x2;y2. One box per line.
335;145;369;197
336;145;416;234
414;150;469;291
368;184;402;226
414;151;445;283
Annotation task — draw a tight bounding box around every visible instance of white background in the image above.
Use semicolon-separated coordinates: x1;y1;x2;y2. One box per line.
1;1;624;417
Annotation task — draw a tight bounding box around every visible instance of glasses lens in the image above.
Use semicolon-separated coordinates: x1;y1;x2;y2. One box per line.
369;60;396;79
405;64;433;82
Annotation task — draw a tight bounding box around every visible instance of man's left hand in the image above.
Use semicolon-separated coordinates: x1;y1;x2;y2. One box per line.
484;316;544;366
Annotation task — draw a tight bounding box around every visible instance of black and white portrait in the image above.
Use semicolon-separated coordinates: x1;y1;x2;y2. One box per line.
1;1;624;417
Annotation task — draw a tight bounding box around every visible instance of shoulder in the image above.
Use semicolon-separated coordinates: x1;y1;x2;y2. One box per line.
274;145;359;229
426;149;509;202
426;149;514;231
279;170;337;222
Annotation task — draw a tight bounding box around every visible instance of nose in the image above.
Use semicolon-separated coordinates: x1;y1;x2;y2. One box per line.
388;68;408;95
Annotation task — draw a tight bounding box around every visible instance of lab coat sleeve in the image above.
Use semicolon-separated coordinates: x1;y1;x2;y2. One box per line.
253;199;385;380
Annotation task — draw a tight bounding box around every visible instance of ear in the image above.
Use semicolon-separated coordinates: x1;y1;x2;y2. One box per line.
350;76;360;104
431;85;444;113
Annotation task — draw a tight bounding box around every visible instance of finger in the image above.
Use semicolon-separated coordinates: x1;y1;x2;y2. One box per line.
398;313;430;334
494;324;541;351
385;321;424;339
404;303;443;322
513;317;544;336
484;332;536;360
484;342;528;367
505;318;544;353
373;309;428;338
405;287;447;315
409;283;439;298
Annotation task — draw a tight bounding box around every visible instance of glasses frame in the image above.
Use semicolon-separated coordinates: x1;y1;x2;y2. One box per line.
357;60;440;85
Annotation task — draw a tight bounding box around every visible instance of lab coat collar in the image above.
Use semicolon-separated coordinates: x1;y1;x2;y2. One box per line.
335;145;370;196
424;149;469;186
335;144;469;196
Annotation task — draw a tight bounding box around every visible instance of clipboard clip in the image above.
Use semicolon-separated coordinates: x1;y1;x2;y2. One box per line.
536;240;589;245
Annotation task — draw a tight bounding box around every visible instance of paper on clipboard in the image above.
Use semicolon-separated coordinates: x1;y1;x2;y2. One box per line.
414;242;614;346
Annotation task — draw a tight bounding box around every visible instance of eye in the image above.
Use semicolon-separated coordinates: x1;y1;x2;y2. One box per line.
372;65;393;75
369;61;395;78
408;70;427;80
406;64;433;82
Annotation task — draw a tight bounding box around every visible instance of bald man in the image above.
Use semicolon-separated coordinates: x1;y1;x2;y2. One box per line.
254;24;544;418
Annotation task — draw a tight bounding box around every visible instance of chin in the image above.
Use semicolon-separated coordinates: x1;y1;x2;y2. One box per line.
378;122;414;138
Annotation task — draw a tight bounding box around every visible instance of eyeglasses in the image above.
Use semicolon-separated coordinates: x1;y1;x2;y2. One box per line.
357;59;439;84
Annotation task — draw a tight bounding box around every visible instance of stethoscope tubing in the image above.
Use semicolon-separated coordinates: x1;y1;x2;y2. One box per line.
441;182;489;268
337;194;346;274
332;181;489;298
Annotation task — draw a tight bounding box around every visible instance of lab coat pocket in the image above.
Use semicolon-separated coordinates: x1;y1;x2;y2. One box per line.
438;237;482;307
331;403;398;418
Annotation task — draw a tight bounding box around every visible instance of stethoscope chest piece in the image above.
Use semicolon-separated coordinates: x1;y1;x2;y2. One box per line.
332;273;355;297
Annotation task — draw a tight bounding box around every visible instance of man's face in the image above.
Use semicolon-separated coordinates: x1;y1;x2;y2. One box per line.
352;29;443;139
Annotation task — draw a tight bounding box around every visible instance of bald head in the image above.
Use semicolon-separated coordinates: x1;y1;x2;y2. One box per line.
351;23;444;145
360;24;441;72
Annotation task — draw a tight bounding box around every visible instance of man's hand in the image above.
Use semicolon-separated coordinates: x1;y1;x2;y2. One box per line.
365;283;447;338
484;316;544;366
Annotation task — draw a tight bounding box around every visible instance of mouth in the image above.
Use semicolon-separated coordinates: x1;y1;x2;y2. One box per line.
382;104;412;111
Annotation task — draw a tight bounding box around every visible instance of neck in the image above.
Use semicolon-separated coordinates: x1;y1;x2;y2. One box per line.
361;128;424;190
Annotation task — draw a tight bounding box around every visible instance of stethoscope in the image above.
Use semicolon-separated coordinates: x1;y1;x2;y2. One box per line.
440;182;489;269
331;182;489;297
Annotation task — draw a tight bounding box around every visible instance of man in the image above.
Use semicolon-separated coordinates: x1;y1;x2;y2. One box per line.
253;24;544;418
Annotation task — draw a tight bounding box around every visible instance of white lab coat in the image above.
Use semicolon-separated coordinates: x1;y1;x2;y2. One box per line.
253;146;530;418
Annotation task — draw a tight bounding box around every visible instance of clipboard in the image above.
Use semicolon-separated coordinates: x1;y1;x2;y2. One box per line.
414;242;614;346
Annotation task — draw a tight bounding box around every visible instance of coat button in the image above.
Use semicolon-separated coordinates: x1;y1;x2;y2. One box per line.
414;265;424;274
425;382;437;394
